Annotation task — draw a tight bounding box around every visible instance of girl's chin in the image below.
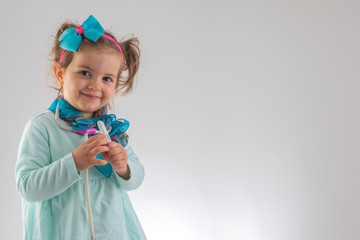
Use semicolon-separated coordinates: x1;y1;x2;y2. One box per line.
77;106;102;118
70;100;105;117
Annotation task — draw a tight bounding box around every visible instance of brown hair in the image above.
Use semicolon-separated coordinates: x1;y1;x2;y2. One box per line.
51;22;140;96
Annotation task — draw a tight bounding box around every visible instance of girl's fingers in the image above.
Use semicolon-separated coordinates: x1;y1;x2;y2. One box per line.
109;152;127;161
89;134;108;140
110;160;127;168
83;136;129;168
109;152;127;166
107;141;125;150
109;153;127;167
90;146;110;156
107;142;126;158
87;137;109;149
108;147;123;158
93;159;108;165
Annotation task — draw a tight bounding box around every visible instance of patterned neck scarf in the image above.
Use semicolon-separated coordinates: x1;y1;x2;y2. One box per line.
48;98;129;178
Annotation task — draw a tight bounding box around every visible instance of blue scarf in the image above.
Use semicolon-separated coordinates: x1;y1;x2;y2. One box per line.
48;98;129;178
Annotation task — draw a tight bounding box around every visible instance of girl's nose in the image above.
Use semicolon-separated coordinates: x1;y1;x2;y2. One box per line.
88;78;101;91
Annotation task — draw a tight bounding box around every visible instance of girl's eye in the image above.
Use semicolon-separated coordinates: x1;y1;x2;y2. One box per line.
103;77;113;82
80;71;90;77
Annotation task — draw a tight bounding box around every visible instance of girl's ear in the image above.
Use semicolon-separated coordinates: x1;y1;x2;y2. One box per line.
53;63;64;86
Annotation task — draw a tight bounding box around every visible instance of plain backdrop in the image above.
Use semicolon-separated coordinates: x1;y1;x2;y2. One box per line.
1;0;360;239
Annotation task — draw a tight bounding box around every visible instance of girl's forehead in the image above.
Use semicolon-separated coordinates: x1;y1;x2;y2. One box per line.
72;48;122;73
75;47;121;61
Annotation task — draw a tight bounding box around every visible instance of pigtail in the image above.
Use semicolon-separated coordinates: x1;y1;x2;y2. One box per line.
117;37;140;95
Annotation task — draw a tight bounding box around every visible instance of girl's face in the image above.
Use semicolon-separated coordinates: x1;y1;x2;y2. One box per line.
54;47;122;118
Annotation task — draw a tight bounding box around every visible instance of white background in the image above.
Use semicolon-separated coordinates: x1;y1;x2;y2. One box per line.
1;0;360;239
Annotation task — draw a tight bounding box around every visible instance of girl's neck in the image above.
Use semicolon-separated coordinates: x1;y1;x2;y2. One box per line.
82;113;94;118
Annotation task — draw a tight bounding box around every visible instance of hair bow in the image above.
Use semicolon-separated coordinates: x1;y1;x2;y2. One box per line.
59;15;105;52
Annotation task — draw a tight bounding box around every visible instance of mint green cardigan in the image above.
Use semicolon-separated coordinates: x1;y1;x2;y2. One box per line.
15;111;146;240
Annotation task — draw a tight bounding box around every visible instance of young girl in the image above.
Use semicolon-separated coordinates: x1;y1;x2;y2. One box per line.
15;15;146;240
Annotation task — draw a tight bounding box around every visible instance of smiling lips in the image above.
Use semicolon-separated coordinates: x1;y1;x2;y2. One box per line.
81;92;101;100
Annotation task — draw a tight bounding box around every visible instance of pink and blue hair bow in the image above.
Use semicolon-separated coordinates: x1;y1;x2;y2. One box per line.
58;15;124;71
59;15;104;52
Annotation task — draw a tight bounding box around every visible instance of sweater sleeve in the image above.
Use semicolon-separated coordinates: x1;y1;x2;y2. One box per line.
15;118;81;202
114;145;145;191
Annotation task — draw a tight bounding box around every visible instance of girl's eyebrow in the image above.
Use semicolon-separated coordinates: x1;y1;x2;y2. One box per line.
78;65;116;78
78;65;92;70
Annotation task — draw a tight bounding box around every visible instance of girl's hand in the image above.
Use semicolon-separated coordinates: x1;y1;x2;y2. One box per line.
72;134;109;172
101;141;130;180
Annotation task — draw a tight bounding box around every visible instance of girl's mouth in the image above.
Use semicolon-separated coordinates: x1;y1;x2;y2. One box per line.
81;92;101;100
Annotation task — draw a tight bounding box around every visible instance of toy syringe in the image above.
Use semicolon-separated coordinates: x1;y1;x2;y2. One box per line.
97;120;111;142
